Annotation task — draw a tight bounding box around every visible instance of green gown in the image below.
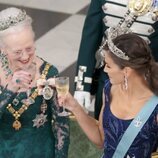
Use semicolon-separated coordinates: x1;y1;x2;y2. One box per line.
0;61;69;158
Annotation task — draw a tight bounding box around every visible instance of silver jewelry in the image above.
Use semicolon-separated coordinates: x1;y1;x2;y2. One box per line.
22;97;35;105
42;85;54;100
0;9;27;31
99;0;156;62
32;100;48;128
12;98;19;106
0;51;12;78
134;116;142;127
40;100;47;113
124;75;128;90
95;39;106;69
32;113;47;128
105;26;131;60
101;11;135;61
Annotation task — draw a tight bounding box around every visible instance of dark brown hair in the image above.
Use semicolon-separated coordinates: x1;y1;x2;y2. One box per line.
104;33;158;95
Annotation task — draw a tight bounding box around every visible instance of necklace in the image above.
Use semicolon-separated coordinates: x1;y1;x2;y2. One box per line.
6;63;51;130
32;99;48;128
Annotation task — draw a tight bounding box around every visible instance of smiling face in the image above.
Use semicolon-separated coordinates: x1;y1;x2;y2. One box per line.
103;50;125;85
2;27;35;71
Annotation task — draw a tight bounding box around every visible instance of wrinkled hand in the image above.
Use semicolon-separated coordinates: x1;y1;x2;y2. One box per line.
58;92;79;113
7;70;32;92
74;91;95;112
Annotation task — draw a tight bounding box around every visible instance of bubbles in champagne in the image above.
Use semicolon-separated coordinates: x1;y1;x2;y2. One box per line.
56;85;69;96
55;77;69;96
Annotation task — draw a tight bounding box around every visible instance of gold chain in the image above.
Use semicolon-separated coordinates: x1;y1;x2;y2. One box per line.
6;63;51;130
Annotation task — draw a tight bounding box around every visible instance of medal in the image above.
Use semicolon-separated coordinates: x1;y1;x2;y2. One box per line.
13;120;21;130
134;116;142;127
41;100;47;113
32;113;47;128
128;0;153;16
42;85;54;100
6;63;51;130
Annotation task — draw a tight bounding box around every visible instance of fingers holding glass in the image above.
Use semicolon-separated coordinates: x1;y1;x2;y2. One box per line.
55;76;71;117
57;92;80;119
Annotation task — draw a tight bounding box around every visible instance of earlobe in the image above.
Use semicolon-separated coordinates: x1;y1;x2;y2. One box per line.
123;67;132;78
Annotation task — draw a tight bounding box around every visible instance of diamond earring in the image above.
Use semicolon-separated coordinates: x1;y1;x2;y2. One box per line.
124;75;128;90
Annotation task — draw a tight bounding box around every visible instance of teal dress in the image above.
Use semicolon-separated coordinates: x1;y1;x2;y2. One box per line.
0;61;69;158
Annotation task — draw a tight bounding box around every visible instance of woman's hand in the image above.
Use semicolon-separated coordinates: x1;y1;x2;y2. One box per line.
7;70;32;92
58;92;80;114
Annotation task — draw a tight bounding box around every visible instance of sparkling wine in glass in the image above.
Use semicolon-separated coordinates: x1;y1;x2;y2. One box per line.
55;76;70;116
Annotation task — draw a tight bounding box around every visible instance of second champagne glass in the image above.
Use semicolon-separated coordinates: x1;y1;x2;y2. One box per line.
55;76;70;117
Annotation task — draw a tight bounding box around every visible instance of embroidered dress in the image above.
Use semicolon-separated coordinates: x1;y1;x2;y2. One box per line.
0;61;69;158
102;80;158;158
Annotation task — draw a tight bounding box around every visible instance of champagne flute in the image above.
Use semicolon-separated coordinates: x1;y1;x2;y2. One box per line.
55;76;70;116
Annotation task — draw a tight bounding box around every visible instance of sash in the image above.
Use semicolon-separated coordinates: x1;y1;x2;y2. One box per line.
112;95;158;158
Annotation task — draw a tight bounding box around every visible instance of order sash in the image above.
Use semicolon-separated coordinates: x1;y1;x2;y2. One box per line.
112;95;158;158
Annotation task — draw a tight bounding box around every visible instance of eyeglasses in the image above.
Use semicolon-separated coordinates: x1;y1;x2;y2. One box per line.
6;45;36;58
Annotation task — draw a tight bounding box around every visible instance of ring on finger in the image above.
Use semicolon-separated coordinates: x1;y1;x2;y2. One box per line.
15;79;21;84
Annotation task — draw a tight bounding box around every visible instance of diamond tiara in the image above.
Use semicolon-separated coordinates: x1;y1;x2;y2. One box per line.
105;26;131;60
0;10;27;31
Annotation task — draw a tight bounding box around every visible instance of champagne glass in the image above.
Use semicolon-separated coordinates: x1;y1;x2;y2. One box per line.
55;76;70;116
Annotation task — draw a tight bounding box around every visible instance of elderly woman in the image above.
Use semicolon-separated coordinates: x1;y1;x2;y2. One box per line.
0;7;69;158
58;29;158;157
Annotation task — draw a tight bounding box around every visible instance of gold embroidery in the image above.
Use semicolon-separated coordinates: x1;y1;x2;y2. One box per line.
128;0;153;16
